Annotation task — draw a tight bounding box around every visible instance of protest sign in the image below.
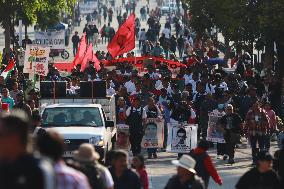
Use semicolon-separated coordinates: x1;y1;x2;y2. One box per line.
167;123;198;153
23;44;50;76
34;31;65;49
141;118;164;148
80;2;97;15
116;124;130;150
206;112;226;143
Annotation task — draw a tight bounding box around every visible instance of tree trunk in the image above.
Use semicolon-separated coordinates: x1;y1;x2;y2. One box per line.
223;36;230;66
264;40;274;69
3;17;11;54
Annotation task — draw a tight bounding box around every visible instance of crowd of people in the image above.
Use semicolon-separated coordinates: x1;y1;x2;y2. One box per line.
0;0;284;189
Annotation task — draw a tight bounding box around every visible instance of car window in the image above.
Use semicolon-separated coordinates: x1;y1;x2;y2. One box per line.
42;107;103;127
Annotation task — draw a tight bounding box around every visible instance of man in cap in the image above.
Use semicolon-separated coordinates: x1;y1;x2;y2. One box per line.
36;130;91;189
164;155;205;189
236;151;281;189
14;91;32;118
70;143;114;189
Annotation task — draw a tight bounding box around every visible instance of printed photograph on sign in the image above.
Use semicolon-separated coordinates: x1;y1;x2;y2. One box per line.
167;123;197;153
141;119;164;148
116;124;130;150
206;113;225;143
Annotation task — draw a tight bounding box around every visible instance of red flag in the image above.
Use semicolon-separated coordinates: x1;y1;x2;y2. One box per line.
80;43;93;72
107;14;135;58
73;32;87;67
93;54;101;71
4;58;15;72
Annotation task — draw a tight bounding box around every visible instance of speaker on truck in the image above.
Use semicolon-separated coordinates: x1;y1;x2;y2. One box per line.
40;81;67;98
79;81;106;98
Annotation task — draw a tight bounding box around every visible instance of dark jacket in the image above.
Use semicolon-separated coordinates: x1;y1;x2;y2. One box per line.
164;175;205;189
109;167;141;189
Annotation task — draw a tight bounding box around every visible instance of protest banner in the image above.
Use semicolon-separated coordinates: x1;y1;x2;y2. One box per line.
79;2;97;15
23;44;50;76
141;118;164;148
166;123;198;153
206;112;226;143
34;31;65;49
116;124;130;150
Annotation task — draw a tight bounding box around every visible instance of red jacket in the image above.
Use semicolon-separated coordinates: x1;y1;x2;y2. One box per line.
192;147;222;185
137;167;149;189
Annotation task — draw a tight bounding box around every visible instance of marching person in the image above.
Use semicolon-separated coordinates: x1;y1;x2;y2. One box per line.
263;101;277;151
142;96;162;159
126;97;144;155
236;151;281;189
219;104;242;164
164;155;205;189
189;140;222;188
109;150;141;189
132;155;149;189
244;101;270;165
72;31;80;56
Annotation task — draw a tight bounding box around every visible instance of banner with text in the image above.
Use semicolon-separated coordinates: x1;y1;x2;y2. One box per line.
80;2;97;15
34;31;65;49
141;118;164;148
116;124;130;150
23;44;50;76
167;123;198;153
206;112;225;143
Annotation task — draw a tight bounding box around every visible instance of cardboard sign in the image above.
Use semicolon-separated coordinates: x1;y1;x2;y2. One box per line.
116;124;130;150
167;123;198;153
23;44;50;76
34;31;65;49
141;118;164;148
206;112;225;143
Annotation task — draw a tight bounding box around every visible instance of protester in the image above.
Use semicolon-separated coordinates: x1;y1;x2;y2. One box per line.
189;140;222;188
72;31;80;56
0;111;55;189
164;155;205;189
244;101;270;165
109;150;141;189
36;130;91;189
219;104;242;164
70;143;114;189
132;154;149;189
13;91;32;118
1;88;15;110
236;151;281;189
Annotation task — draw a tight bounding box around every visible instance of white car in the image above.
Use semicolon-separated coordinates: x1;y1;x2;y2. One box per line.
39;103;116;160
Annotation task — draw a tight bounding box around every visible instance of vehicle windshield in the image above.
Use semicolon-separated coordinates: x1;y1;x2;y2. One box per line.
42;107;103;127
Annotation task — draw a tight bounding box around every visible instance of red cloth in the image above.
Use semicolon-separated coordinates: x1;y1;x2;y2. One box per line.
137;168;149;189
193;148;222;185
80;43;93;72
107;14;135;58
4;58;15;72
73;33;87;67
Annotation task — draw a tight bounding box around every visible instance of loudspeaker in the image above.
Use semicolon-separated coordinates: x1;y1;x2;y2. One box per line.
40;81;67;98
79;81;106;98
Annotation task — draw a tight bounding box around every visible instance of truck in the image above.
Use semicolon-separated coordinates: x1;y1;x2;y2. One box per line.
39;96;117;161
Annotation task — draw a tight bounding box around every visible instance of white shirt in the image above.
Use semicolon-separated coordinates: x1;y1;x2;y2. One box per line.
124;80;136;94
149;72;160;79
126;106;143;117
162;28;171;39
138;30;146;41
107;87;116;96
188;79;200;93
184;74;192;85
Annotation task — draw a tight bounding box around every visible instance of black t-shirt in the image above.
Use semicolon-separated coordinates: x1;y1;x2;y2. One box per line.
236;168;280;189
220;113;242;132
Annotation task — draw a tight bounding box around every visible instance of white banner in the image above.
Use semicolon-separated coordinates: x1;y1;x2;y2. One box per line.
80;2;97;15
167;123;198;153
116;124;130;150
206;112;225;143
23;44;50;76
141;118;164;148
34;31;65;49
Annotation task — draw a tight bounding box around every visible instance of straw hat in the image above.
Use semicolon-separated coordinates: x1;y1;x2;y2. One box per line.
73;143;100;162
172;155;196;174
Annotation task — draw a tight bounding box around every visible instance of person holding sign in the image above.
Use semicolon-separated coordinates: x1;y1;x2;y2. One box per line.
142;97;162;159
126;97;144;156
219;104;242;164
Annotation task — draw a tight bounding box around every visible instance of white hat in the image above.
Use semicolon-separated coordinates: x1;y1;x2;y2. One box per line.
172;155;196;174
73;143;100;162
